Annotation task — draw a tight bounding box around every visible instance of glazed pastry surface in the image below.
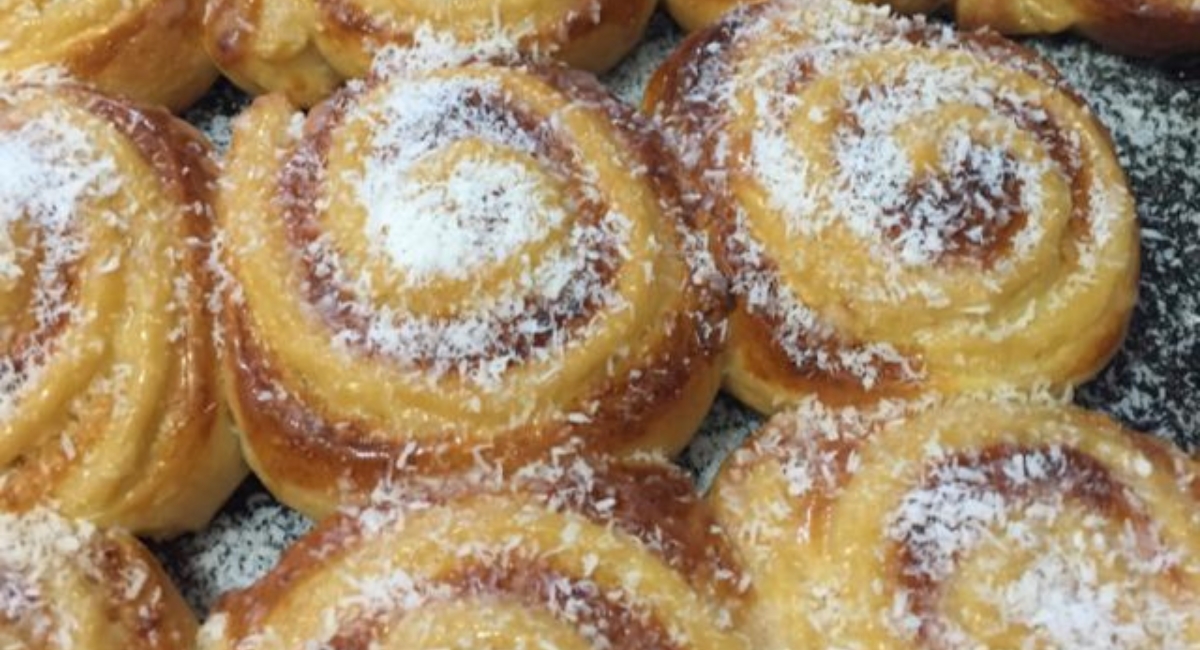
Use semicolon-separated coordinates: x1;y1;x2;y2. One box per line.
664;0;1200;57
646;0;1139;413
218;51;727;518
203;0;657;105
200;457;751;650
0;0;218;111
0;508;198;650
0;76;246;537
711;397;1200;649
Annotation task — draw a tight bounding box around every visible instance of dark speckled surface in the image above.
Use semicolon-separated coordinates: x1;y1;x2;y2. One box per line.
159;12;1200;615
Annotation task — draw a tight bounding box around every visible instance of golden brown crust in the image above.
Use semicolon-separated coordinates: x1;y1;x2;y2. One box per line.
203;0;343;105
0;78;246;537
954;0;1200;58
710;398;1200;649
203;0;657;106
0;0;217;111
201;458;748;650
645;1;1139;414
218;59;727;518
0;509;197;650
664;0;763;32
667;0;1200;57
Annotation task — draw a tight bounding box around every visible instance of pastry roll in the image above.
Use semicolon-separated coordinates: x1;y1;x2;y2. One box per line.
199;457;750;650
0;75;246;537
712;397;1200;648
952;0;1200;57
203;0;657;106
646;0;1139;414
0;508;198;650
664;0;761;32
217;53;727;518
665;0;1200;57
0;0;218;111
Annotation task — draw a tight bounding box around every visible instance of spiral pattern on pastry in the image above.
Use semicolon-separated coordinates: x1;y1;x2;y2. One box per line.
711;397;1200;649
646;0;1139;414
218;55;727;518
0;76;246;537
200;457;750;650
0;508;197;650
203;0;657;106
666;0;1200;57
0;0;217;111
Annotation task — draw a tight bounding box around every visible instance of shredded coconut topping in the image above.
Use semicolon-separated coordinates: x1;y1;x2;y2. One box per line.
823;80;1050;267
356;79;569;283
0;510;99;646
360;1;607;71
654;0;1132;391
0;107;117;420
371;27;526;79
886;446;1197;648
0;508;97;594
722;394;1200;650
273;59;683;393
207;449;743;650
175;0;1199;622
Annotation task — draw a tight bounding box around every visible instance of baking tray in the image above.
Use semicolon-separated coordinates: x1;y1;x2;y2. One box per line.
155;11;1200;614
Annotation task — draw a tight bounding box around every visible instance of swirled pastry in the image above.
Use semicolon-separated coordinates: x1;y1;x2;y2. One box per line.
218;54;727;518
0;0;218;111
665;0;1200;57
0;508;197;649
0;76;246;537
203;0;657;106
712;398;1200;648
199;457;750;650
646;0;1138;414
